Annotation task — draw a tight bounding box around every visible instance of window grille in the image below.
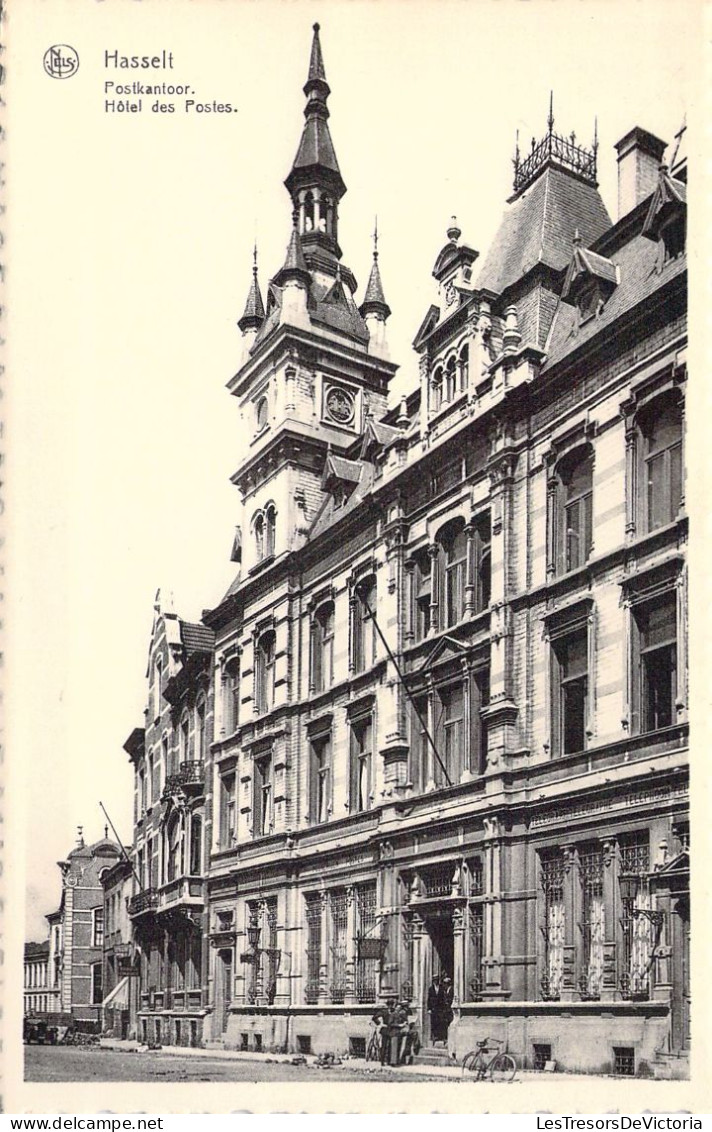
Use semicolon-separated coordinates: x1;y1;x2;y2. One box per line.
541;852;565;1000
468;903;484;999
355;882;378;1003
533;1044;552;1071
305;895;322;1005
580;845;604;999
265;898;279;1005
422;862;457;898
329;889;348;1004
613;1047;635;1076
620;834;652;999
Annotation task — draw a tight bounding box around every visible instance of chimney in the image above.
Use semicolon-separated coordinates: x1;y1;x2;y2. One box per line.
614;127;667;219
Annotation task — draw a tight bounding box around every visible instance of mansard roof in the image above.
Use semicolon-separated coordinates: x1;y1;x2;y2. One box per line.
476;165;611;296
544;227;686;370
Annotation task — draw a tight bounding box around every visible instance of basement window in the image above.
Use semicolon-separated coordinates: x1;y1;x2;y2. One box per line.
533;1044;552;1071
613;1046;635;1076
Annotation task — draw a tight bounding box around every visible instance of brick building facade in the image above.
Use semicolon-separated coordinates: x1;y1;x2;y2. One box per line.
122;26;688;1076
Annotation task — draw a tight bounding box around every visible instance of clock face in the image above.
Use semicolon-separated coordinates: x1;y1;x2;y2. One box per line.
325;385;355;426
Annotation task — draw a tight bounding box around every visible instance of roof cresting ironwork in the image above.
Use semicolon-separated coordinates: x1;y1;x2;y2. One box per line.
512;93;598;195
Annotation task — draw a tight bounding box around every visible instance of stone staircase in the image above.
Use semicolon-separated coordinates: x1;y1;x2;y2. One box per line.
412;1044;456;1068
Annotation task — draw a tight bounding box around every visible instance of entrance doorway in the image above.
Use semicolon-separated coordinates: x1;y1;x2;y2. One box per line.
216;949;233;1037
424;912;454;1044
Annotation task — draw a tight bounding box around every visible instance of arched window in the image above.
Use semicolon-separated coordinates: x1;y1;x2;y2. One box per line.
441;521;467;627
224;656;240;736
445;356;457;402
304;191;315;232
265;504;276;558
166;813;183;882
352;577;377;673
195;697;206;763
311;601;335;693
554;447;594;574
639;394;682;533
319;194;331;234
256;397;269;431
254;512;265;562
458;344;469;392
255;631;276;714
431;368;443;413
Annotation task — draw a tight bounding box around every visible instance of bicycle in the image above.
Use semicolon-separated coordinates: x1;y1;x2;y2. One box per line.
365;1025;383;1063
461;1037;517;1082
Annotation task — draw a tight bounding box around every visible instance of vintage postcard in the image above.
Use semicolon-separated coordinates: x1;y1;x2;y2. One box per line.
4;0;709;1116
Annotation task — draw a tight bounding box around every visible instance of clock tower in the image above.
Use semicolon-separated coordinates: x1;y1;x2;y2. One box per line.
228;24;397;573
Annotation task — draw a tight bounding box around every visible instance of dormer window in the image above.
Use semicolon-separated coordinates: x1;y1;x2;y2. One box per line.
661;214;685;263
577;282;600;324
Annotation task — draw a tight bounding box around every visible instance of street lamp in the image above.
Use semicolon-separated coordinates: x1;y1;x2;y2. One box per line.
247;924;261;951
619;874;665;928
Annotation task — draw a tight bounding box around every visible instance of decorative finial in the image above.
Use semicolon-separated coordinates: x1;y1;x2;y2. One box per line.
373;216;379;261
514;128;520;166
593;116;599;153
313;21;320;32
548;91;554;134
77;825;84;848
104;824;109;840
573;228;582;247
447;215;461;243
252;242;258;276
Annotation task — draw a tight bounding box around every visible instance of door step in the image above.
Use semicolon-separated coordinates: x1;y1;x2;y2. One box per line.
412;1046;455;1066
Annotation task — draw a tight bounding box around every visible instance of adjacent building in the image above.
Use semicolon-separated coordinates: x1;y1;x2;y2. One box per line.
23;941;58;1017
122;26;688;1076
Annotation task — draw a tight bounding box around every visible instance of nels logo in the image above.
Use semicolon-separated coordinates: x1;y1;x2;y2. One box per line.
43;45;79;79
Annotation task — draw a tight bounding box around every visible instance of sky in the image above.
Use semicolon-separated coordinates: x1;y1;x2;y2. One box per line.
6;0;697;940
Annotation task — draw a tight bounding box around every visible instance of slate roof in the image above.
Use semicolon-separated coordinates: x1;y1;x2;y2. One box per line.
238;268;265;331
544;231;686;370
180;620;215;654
310;459;375;539
322;453;362;485
476;165;612;295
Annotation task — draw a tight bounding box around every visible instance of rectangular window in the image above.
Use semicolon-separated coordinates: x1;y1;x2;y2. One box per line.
224;659;240;735
349;717;373;813
91;962;103;1006
253;754;273;838
408;695;429;793
540;852;565;1001
635;594;677;733
619;832;652;999
413;555;432;641
565;493;593;572
552;627;588;755
579;844;604;999
435;683;464;785
329;889;348;1004
220;774;236;848
355;882;378;1004
93;910;104;947
305;894;322;1005
310;734;331;824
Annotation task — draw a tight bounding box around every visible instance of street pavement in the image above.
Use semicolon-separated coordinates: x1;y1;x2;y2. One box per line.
24;1043;470;1084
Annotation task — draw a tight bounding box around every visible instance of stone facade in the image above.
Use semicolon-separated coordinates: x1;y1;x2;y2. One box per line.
122;26;688;1077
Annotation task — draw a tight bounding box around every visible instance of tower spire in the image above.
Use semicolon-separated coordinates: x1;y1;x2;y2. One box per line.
360;220;390;320
285;23;346;259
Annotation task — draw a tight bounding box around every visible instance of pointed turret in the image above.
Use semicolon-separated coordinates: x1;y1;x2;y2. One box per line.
360;222;391;360
238;246;265;333
273;217;311;328
285;24;346;259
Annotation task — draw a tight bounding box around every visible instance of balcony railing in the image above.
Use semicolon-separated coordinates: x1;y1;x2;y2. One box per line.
162;761;205;799
127;888;159;918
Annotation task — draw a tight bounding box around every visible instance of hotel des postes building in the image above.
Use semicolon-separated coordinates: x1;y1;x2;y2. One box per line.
121;26;688;1077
